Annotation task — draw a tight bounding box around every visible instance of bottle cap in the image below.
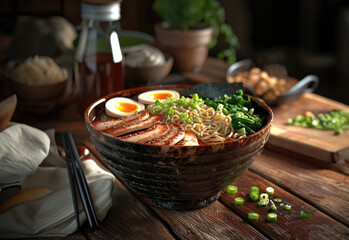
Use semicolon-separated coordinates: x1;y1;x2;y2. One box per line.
81;1;121;21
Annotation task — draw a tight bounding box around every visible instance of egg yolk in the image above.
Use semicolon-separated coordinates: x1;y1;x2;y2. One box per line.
115;102;139;113
148;92;173;100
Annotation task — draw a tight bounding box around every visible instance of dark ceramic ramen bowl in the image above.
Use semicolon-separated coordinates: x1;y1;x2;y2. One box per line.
85;85;273;211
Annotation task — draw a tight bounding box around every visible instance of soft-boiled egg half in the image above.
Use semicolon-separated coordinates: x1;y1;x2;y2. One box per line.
138;90;180;105
106;97;145;118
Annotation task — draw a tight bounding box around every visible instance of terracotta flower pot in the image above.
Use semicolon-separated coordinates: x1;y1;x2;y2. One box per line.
154;22;213;72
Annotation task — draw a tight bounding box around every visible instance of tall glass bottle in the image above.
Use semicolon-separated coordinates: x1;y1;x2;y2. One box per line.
75;0;124;115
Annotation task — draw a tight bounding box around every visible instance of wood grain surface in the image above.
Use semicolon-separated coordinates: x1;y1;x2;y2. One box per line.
250;149;349;227
268;93;349;163
220;171;349;240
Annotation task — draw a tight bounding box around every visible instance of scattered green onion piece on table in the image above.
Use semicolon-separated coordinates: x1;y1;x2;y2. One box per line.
267;213;277;222
227;185;238;194
284;204;292;210
249;192;259;202
266;187;274;195
248;213;259;220
234;197;244;206
260;193;269;200
301;211;311;218
273;198;282;203
258;199;269;206
249;186;259;201
280;203;285;207
270;199;277;210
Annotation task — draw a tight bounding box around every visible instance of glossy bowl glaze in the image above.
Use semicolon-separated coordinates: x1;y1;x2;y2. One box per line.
85;85;273;211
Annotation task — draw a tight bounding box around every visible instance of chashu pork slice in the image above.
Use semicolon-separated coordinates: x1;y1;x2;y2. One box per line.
93;110;149;130
145;123;185;145
104;114;162;137
176;131;199;146
119;122;171;143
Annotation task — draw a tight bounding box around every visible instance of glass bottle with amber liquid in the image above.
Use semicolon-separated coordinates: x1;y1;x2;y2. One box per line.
75;0;124;115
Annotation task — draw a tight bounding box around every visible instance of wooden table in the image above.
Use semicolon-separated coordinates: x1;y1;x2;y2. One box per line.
9;58;349;239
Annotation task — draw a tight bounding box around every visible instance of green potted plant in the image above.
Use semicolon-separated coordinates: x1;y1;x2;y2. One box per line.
153;0;239;72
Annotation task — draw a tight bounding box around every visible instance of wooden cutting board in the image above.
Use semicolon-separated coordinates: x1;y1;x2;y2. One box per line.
268;93;349;163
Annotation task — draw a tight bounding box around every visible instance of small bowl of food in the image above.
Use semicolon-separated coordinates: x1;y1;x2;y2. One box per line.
226;59;319;106
124;45;173;87
85;84;273;211
4;56;69;101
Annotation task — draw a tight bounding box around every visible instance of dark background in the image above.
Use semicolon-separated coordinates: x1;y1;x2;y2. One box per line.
0;0;348;104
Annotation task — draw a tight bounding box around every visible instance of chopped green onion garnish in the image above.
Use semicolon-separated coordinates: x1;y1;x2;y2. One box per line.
249;186;259;201
266;187;274;195
234;197;244;206
280;203;285;207
227;185;238;194
284;204;291;210
267;213;277;222
248;213;259;220
273;198;282;203
166;107;174;117
258;199;269;206
270;199;277;210
260;193;269;200
150;105;163;114
179;112;188;120
301;211;311;218
249;192;259;202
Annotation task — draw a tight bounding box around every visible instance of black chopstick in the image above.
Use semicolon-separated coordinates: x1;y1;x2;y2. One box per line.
62;133;80;229
62;132;99;231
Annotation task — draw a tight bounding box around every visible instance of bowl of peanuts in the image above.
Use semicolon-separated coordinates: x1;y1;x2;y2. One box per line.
226;59;319;106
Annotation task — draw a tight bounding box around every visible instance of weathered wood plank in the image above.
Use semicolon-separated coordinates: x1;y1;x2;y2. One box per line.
220;171;349;240
152;200;267;240
250;149;349;226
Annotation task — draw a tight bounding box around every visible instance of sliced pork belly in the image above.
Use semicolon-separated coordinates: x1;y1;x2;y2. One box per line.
104;114;162;137
119;122;171;143
145;123;185;145
176;131;199;146
93;110;149;130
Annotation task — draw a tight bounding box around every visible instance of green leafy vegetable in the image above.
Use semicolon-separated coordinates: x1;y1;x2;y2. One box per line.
204;90;263;135
152;0;240;64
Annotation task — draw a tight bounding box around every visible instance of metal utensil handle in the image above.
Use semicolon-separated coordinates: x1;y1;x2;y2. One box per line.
225;59;252;79
284;75;319;96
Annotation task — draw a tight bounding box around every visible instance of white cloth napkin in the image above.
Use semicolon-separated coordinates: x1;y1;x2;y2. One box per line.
0;123;115;238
